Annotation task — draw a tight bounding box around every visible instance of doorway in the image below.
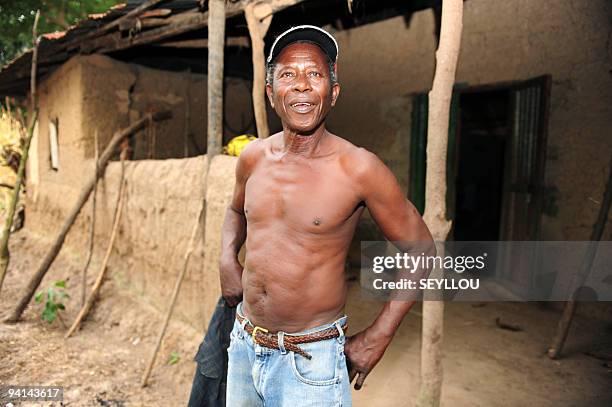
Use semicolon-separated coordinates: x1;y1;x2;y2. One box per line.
453;90;510;241
409;76;551;242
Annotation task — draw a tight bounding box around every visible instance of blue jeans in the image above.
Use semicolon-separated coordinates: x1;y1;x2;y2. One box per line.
227;303;352;406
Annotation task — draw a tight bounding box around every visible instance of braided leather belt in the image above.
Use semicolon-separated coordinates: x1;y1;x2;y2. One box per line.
236;313;347;360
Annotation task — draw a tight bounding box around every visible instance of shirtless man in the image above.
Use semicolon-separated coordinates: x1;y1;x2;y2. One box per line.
221;25;434;406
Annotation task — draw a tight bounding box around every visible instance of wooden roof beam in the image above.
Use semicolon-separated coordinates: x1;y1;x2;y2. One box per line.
82;0;307;54
153;37;250;48
97;0;168;36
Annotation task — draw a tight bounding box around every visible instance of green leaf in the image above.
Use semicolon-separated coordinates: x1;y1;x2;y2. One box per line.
168;351;181;365
42;307;56;324
56;303;65;310
35;291;43;303
54;280;66;288
47;287;55;303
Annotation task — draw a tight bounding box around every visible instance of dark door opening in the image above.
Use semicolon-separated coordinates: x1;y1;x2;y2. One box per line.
453;90;510;241
409;75;550;243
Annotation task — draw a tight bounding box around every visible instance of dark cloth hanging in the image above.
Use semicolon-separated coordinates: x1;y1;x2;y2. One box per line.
188;297;236;407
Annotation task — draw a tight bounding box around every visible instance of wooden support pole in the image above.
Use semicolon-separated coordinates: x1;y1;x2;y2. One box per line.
184;70;191;157
4;111;171;323
245;3;272;139
416;1;463;406
0;10;40;296
81;130;99;308
207;0;225;156
547;154;612;359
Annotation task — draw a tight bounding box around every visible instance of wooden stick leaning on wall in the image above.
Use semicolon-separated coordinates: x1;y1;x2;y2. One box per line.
416;1;463;406
547;153;612;359
4;111;171;323
81;131;99;307
245;3;272;139
0;10;41;296
66;150;128;338
141;200;205;387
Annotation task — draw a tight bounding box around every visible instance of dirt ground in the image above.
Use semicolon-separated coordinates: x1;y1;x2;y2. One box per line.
0;230;611;406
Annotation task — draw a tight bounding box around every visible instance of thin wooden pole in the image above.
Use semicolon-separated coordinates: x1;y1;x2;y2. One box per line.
547;154;612;359
4;111;171;323
81;130;99;307
66;163;127;338
184;69;191;157
0;10;40;296
245;3;272;139
141;201;205;387
207;0;225;156
416;1;463;406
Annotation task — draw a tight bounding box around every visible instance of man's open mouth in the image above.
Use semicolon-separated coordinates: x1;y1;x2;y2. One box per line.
288;102;316;113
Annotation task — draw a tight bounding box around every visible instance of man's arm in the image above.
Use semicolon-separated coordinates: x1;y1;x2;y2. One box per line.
219;141;261;307
345;149;435;389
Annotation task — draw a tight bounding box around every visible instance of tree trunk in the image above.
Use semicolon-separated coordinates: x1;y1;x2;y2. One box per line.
245;3;272;139
4;112;171;323
207;0;225;156
416;1;463;406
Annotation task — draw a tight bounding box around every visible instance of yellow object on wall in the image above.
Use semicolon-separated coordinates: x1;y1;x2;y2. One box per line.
224;134;257;157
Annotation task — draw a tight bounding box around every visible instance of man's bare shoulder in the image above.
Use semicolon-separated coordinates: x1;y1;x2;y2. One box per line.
236;135;272;177
332;135;385;181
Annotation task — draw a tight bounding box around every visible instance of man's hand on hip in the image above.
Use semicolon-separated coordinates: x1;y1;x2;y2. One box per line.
344;327;393;390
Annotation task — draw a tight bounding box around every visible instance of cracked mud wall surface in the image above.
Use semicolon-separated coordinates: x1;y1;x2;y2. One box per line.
79;54;207;160
25;54;246;328
24;53;242;328
27;54;209;234
326;0;611;241
27;154;237;330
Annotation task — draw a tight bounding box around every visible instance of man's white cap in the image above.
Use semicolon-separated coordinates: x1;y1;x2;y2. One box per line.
267;25;339;65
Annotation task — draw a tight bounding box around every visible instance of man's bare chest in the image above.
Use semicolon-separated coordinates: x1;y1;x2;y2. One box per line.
244;161;362;233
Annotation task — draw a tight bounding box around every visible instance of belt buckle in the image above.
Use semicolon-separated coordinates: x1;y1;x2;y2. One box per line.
252;326;269;344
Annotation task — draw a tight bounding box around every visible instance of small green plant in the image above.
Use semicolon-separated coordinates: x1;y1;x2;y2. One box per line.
34;280;69;324
168;351;181;365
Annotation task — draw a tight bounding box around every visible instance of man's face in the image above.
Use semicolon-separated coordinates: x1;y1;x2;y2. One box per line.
266;42;340;134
